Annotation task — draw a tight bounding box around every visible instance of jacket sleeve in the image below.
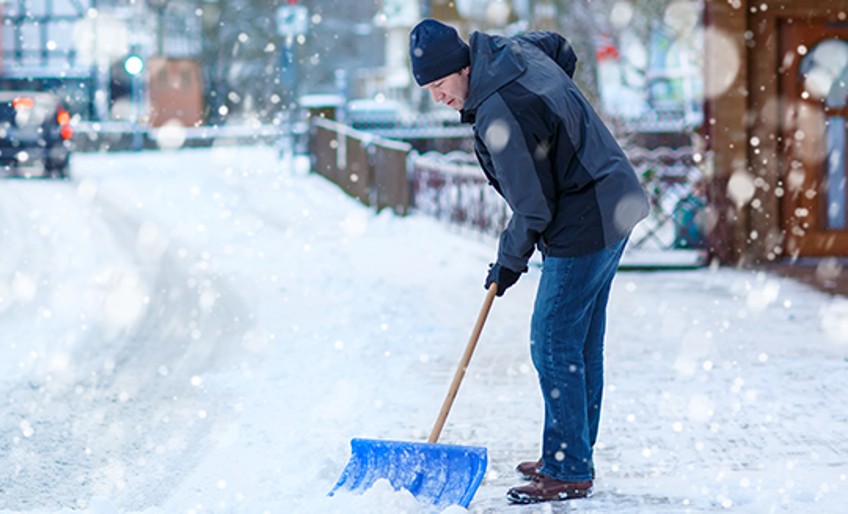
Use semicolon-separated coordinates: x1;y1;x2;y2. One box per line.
475;99;556;273
519;31;577;78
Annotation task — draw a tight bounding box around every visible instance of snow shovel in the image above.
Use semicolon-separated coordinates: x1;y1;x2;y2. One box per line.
329;283;498;508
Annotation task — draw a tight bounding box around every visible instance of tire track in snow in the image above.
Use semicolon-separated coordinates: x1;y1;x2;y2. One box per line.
0;180;252;510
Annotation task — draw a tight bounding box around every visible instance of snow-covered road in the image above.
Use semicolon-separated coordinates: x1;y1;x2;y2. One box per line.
0;154;253;511
1;146;846;513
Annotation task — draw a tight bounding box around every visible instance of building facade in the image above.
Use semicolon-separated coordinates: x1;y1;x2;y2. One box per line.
0;0;203;123
706;0;848;263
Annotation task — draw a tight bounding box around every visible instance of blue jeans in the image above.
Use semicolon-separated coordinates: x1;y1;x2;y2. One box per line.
530;236;628;482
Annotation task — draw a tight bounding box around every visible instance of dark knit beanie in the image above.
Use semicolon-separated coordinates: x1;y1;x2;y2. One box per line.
409;19;470;86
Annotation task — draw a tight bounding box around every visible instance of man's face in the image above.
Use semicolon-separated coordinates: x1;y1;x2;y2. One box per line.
423;67;470;111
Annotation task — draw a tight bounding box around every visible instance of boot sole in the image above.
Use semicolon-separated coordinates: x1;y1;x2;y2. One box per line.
506;487;592;504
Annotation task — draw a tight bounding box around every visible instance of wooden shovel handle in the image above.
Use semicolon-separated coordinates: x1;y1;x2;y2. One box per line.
428;283;498;444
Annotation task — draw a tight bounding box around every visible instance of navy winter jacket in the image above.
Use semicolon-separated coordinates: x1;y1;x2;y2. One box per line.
460;31;649;272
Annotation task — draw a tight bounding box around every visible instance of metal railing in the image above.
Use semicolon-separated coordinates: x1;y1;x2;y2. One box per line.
307;117;707;266
627;146;706;251
72;121;283;151
408;151;508;237
406;146;707;261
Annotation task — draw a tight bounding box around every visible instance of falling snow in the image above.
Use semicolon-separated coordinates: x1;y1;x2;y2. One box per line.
0;146;846;513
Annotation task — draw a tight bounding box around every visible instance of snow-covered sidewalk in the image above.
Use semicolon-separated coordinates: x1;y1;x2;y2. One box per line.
1;146;846;513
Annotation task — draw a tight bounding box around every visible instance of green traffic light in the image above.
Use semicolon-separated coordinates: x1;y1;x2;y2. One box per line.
125;55;144;76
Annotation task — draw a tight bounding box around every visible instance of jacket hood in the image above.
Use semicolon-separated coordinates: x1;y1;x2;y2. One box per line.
462;32;527;115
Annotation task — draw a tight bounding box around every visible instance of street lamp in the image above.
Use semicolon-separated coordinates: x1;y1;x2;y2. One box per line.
276;1;308;160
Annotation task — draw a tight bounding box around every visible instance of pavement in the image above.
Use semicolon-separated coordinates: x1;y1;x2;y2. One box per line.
764;259;848;299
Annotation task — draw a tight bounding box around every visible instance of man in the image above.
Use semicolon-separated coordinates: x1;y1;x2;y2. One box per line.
409;19;649;504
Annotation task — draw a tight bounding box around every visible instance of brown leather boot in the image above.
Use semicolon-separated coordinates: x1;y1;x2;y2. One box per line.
516;459;595;480
515;459;543;480
506;474;593;504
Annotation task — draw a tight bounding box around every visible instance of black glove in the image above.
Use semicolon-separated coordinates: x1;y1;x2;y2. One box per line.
485;263;523;297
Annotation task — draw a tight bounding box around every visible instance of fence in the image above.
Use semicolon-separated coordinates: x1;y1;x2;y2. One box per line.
309;117;411;214
406;146;708;267
627;146;706;250
408;151;508;237
308;119;708;266
72;121;285;151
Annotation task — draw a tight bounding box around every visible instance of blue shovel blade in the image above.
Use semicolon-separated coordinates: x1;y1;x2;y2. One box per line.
329;438;488;508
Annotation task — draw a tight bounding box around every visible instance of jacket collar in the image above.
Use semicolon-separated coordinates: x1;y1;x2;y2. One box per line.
460;32;527;124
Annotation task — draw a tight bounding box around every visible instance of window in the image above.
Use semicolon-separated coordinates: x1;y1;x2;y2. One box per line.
801;39;848;230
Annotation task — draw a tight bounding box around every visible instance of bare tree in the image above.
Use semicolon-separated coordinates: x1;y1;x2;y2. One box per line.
552;0;684;105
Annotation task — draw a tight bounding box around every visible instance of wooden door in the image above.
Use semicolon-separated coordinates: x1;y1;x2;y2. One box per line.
781;22;848;256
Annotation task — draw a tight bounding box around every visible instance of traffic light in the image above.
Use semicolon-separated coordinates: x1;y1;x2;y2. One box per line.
124;54;144;76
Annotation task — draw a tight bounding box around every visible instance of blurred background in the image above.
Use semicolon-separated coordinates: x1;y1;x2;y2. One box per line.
0;0;703;147
3;0;846;278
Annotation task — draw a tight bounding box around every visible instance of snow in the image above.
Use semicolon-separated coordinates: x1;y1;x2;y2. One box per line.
1;145;847;513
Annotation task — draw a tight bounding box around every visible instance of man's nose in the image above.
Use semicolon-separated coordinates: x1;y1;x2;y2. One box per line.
429;88;441;103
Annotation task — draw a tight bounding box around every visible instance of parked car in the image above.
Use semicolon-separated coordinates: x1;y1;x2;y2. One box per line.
0;91;73;178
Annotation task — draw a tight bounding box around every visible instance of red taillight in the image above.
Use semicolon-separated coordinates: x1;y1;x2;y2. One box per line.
57;109;70;126
13;97;34;109
57;108;72;139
